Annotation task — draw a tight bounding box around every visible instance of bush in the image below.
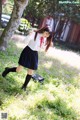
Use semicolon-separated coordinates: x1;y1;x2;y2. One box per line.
18;18;31;34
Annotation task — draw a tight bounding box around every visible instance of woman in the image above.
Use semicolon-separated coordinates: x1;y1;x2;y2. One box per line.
2;27;53;91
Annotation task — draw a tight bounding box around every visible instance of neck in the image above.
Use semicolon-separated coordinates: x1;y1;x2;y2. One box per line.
41;33;45;38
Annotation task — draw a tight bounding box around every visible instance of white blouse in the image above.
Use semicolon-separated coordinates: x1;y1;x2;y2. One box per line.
24;31;47;51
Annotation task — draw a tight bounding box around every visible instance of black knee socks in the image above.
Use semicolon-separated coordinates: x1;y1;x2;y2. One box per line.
8;67;17;72
22;74;32;90
2;67;32;91
2;67;17;77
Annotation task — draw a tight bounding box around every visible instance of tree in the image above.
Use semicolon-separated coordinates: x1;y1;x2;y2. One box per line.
0;0;2;28
0;0;29;51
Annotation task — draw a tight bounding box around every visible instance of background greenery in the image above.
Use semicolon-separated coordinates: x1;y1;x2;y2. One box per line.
2;0;80;24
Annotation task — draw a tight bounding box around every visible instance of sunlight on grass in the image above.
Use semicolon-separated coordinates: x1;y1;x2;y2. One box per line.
5;102;28;119
46;47;80;70
71;89;80;114
44;61;53;68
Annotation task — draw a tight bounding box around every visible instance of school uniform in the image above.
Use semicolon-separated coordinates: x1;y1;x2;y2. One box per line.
2;31;48;90
18;32;46;70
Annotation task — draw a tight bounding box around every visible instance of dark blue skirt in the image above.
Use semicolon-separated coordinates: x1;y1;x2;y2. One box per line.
18;46;38;70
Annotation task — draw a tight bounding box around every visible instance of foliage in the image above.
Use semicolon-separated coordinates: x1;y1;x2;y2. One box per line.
25;0;55;21
58;0;80;23
24;0;80;24
18;18;31;32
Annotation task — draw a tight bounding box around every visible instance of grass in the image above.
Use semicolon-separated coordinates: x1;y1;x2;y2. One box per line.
0;40;80;120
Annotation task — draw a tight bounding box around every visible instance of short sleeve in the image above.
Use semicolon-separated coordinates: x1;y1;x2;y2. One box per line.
24;31;35;45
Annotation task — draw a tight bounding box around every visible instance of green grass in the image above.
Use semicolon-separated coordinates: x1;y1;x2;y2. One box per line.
0;41;80;120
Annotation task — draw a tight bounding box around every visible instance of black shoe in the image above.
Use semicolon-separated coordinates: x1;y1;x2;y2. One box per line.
21;85;26;91
2;67;10;77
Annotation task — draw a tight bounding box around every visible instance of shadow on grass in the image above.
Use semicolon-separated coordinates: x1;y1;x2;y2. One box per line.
54;41;80;54
28;97;77;120
0;74;23;108
0;42;24;108
38;50;80;88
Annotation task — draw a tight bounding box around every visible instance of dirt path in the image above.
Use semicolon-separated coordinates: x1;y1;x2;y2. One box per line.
47;47;80;70
11;34;27;48
11;34;25;43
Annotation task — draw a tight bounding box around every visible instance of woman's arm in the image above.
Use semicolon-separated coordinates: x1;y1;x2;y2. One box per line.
24;31;35;45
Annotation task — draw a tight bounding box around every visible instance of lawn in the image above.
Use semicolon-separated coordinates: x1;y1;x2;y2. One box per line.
0;39;80;120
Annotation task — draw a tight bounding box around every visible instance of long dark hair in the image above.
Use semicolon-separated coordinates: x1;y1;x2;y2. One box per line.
34;27;53;51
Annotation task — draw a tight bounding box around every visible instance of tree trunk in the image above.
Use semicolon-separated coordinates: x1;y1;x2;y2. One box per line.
0;0;29;51
0;0;2;28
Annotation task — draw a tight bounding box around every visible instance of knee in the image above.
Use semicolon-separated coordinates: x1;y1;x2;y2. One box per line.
16;69;21;72
27;69;34;75
16;66;22;72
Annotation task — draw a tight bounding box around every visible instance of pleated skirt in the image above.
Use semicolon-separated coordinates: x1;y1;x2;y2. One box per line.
18;46;38;70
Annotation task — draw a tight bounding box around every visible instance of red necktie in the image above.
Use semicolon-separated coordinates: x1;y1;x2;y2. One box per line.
40;37;44;47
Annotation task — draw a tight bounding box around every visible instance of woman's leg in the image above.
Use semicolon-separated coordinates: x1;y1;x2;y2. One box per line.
16;65;23;72
2;65;23;77
21;69;34;90
27;69;34;75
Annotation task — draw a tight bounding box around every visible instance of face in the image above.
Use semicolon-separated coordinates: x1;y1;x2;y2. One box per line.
42;31;50;38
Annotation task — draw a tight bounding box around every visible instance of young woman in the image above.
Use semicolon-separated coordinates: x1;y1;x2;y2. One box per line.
2;27;53;91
